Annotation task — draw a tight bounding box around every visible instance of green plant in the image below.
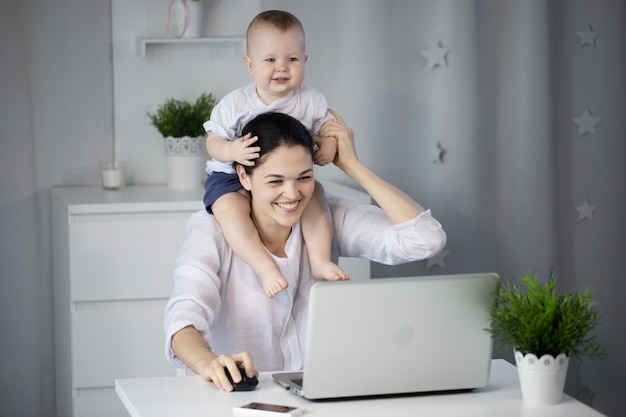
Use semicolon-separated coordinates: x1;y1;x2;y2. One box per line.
147;92;216;138
487;268;606;362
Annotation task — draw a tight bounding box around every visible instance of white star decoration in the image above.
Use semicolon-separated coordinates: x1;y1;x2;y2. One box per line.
576;25;598;47
575;198;596;221
421;43;449;69
572;108;600;136
427;249;450;269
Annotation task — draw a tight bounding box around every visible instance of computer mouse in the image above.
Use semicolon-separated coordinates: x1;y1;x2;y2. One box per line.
225;366;258;391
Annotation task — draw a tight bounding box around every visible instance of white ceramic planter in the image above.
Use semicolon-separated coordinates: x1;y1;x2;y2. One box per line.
515;350;570;405
164;136;205;189
168;0;204;38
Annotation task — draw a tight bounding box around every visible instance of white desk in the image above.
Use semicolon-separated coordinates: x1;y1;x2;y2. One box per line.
115;360;605;417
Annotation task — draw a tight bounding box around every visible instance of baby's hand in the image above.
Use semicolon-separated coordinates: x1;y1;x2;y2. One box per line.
312;135;337;166
229;133;260;166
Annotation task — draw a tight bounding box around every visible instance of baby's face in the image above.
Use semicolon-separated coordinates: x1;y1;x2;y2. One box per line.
245;25;307;105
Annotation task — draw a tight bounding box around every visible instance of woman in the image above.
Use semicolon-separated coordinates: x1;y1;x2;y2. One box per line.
164;110;446;391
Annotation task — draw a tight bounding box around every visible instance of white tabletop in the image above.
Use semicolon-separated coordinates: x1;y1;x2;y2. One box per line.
115;360;606;417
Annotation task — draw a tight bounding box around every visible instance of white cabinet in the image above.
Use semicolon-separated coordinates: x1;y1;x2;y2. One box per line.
51;186;203;417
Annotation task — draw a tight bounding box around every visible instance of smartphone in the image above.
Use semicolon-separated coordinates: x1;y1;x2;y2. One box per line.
232;402;305;417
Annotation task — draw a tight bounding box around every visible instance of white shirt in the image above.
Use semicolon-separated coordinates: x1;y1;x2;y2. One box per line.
164;195;446;372
204;82;333;175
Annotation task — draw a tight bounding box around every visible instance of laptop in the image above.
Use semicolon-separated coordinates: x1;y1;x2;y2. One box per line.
272;273;500;400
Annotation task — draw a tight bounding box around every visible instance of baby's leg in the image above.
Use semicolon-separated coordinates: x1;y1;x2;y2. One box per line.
212;191;288;297
302;182;349;281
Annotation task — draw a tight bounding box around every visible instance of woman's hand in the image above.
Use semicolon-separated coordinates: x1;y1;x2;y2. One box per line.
312;135;337;166
319;109;359;170
197;351;257;392
171;326;257;392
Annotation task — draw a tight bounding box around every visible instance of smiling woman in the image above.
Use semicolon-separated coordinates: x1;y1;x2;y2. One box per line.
241;145;316;243
237;113;317;240
164;110;447;391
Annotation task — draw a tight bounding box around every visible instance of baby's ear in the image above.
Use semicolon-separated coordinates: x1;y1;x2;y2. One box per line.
243;55;253;75
236;165;252;191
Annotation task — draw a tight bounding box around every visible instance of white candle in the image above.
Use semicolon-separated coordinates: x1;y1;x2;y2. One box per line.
101;161;126;190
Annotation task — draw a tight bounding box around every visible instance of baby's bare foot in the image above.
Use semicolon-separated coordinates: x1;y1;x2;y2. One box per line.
262;276;288;298
311;260;350;281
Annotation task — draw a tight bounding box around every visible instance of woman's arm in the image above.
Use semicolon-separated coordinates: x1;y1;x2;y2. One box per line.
164;212;257;391
170;326;256;392
321;110;425;224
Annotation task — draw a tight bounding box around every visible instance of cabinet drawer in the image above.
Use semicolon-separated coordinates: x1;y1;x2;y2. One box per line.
72;299;176;388
69;211;192;301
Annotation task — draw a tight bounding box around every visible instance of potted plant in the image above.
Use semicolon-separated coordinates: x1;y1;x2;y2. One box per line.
487;268;606;405
148;92;216;189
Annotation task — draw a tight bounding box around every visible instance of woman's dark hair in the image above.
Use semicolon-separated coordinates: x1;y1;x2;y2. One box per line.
239;112;315;175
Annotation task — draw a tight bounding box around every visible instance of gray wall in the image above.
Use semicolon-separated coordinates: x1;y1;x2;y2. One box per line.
1;1;112;416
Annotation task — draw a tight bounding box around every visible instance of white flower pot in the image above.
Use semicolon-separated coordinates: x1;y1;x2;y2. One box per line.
515;350;570;405
168;0;204;38
164;136;206;189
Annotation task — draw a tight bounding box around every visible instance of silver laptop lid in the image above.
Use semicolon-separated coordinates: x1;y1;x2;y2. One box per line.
300;273;500;400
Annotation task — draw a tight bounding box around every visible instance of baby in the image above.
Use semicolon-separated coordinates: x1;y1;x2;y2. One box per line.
203;10;349;298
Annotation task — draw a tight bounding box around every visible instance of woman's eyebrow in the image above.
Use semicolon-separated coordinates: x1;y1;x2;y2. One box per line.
263;173;284;180
263;168;314;180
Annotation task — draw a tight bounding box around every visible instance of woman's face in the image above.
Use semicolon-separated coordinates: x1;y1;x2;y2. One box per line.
238;144;315;232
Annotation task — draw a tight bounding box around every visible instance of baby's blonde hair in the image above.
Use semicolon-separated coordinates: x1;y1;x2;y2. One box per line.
246;10;305;53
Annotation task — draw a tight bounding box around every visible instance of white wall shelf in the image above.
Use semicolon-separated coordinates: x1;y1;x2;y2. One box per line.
136;36;244;58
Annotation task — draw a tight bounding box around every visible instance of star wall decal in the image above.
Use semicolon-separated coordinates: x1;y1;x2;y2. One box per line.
576;24;598;47
572;108;600;136
575;198;596;221
421;43;450;69
433;142;446;164
427;249;450;269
